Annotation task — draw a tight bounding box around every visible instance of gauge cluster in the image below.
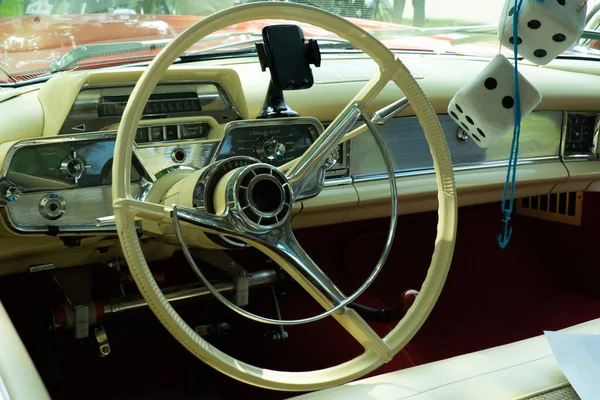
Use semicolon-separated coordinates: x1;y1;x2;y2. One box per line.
0;115;351;236
212;118;322;166
0;133;147;233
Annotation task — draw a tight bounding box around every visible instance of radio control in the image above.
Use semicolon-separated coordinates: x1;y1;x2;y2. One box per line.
60;151;91;183
39;194;66;220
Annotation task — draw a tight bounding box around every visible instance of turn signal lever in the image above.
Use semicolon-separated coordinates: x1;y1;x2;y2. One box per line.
348;289;419;324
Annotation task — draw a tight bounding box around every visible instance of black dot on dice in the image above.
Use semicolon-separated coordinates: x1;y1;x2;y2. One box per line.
456;104;463;113
553;33;566;42
466;116;474;125
451;111;458;119
471;133;481;142
508;6;514;16
557;0;565;5
461;122;469;131
502;96;515;109
509;36;522;45
484;77;498;90
534;49;547;58
477;128;486;138
527;20;541;29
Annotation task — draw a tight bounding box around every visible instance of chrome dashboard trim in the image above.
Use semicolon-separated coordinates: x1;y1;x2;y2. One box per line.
0;131;119;178
349;111;564;179
351;156;561;183
62;80;243;134
5;184;141;233
324;177;353;187
0;132;149;233
136;142;216;177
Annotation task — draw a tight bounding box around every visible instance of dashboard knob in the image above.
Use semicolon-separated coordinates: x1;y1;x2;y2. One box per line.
39;193;66;220
60;151;91;183
5;186;21;202
257;137;286;161
325;144;341;169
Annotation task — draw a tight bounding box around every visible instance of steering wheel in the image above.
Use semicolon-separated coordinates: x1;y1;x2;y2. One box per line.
111;2;457;392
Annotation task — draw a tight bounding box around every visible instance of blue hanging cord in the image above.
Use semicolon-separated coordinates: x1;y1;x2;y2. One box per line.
497;0;524;249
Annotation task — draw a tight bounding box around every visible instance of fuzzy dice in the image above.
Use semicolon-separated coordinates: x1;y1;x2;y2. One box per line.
499;0;587;65
448;54;542;148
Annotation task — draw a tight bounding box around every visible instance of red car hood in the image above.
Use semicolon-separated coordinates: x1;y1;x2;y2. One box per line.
0;13;500;82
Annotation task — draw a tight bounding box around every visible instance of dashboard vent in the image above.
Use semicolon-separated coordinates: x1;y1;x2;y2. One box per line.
516;192;583;226
562;112;599;160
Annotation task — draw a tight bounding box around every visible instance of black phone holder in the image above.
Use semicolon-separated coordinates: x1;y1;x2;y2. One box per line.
255;25;321;119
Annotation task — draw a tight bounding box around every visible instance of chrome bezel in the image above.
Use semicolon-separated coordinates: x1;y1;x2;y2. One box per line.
560;111;600;161
209;116;324;164
0;132;148;233
227;163;292;231
61;80;243;135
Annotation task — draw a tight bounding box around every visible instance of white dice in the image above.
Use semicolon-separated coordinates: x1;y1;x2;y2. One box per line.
448;54;542;148
499;0;587;65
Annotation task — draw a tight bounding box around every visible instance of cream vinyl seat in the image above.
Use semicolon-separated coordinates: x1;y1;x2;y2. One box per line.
0;301;50;400
293;319;600;400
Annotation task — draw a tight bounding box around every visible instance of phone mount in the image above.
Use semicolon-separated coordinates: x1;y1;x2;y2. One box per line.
255;25;321;119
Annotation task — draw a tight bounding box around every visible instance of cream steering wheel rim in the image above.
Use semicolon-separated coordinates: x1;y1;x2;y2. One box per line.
112;2;457;391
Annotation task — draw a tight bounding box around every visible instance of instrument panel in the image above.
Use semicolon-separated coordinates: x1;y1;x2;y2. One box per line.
212;118;322;166
0;115;350;236
5;135;145;191
0;133;148;233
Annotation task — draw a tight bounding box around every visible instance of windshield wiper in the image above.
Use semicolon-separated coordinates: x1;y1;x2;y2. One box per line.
50;39;171;72
49;32;270;73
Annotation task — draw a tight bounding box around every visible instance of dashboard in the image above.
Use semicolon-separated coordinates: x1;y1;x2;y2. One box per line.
0;56;599;250
0;77;349;239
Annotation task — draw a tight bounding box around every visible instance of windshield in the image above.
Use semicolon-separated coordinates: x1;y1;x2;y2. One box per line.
1;0;599;82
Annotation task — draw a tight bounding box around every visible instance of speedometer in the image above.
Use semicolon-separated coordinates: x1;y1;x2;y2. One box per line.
212;118;322;167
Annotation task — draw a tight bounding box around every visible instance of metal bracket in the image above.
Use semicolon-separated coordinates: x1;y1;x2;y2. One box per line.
191;250;251;307
457;127;469;142
195;323;230;337
268;285;288;341
94;326;111;357
73;304;90;339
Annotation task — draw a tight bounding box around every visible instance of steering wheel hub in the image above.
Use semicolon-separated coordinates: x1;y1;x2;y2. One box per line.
230;163;292;230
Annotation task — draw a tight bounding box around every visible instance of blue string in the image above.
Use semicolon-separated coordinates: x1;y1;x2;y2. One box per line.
497;0;524;249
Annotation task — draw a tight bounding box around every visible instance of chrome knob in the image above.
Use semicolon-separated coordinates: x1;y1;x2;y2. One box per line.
60;151;92;183
5;186;20;202
39;193;66;220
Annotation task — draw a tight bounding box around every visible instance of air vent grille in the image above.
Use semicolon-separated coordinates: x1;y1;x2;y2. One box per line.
516;192;583;226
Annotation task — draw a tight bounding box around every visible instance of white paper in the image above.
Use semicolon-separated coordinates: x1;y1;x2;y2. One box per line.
545;330;600;400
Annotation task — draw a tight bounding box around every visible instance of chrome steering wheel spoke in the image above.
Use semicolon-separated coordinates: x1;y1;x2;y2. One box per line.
173;204;245;239
284;72;390;200
171;205;392;358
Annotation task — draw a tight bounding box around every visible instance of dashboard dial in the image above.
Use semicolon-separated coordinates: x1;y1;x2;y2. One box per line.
256;137;286;161
564;113;599;156
60;150;91;183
